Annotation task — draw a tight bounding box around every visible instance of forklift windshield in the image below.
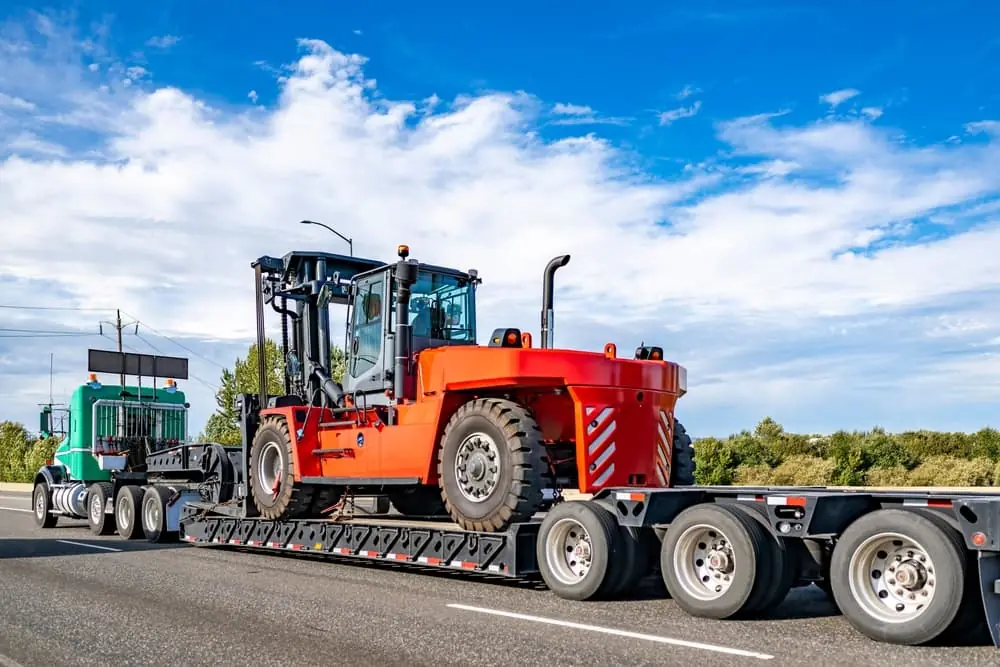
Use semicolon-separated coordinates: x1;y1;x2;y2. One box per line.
400;269;476;342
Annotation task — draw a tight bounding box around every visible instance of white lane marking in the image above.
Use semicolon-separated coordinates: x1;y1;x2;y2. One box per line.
446;603;774;660
0;651;25;667
56;540;122;553
0;495;29;501
0;506;32;513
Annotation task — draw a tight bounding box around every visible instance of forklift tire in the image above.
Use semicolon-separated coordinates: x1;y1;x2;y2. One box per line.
670;420;696;486
87;482;115;536
248;416;315;520
437;398;548;532
388;485;449;517
115;485;145;539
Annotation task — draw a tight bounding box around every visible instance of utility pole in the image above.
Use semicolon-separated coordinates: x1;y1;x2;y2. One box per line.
99;309;138;390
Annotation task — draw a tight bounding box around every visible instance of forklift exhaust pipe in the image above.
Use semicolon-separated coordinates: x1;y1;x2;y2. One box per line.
540;254;570;349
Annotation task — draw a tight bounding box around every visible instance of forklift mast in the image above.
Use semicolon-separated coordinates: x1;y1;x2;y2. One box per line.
251;245;481;414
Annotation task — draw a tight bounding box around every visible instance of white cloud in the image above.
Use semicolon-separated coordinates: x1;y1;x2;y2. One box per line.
966;120;1000;136
3;19;1000;438
820;88;860;108
552;102;593;116
248;89;258;104
146;35;180;49
659;100;701;125
0;92;34;110
549;101;630;126
861;106;883;120
675;84;701;100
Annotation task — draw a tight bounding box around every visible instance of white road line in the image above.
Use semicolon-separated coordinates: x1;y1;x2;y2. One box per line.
0;495;29;501
0;506;31;513
56;539;122;553
446;603;774;660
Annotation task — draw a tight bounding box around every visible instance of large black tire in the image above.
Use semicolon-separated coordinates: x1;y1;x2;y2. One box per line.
87;482;115;536
115;485;145;539
387;485;449;517
536;500;625;600
660;503;777;619
671;419;696;486
248;416;315;520
141;485;178;543
32;481;56;528
437;398;548;532
829;508;968;646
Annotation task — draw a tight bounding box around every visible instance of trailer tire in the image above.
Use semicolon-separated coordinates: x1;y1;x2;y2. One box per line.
537;500;624;601
141;486;178;543
739;505;797;614
249;416;315;521
87;482;115;536
670;420;696;486
437;398;548;532
115;485;144;539
660;503;776;619
830;508;967;646
388;485;449;517
32;481;56;528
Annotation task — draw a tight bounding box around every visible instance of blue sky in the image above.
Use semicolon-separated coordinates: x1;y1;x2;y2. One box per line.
1;1;1000;440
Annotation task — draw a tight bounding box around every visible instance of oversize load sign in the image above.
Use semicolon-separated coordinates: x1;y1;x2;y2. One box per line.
87;349;189;380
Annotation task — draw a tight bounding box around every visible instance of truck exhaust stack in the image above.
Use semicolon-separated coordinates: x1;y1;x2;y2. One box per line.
540;254;570;349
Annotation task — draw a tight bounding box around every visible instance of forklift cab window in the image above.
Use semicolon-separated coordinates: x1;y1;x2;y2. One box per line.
350;277;384;378
396;270;476;343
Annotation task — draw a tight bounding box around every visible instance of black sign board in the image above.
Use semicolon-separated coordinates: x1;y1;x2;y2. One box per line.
87;349;189;380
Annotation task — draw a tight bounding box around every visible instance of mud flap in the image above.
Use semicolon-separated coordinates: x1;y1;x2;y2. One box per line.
979;551;1000;647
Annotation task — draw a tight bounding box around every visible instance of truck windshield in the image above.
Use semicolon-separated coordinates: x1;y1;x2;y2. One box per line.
399;270;476;342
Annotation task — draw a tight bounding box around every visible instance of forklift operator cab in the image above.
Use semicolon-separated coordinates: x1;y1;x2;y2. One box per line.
344;260;479;406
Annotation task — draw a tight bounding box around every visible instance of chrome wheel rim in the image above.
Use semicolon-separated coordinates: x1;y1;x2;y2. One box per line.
34;488;45;519
117;496;132;528
89;492;103;524
454;432;501;503
545;518;593;585
143;496;160;531
672;523;737;601
258;441;284;493
848;532;936;623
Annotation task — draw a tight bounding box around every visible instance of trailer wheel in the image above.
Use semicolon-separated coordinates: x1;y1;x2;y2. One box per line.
32;481;56;528
248;416;315;520
141;486;178;543
738;505;797;614
537;500;624;600
437;398;548;532
87;482;115;536
115;485;144;539
830;508;967;646
660;503;776;619
388;485;449;517
670;420;696;486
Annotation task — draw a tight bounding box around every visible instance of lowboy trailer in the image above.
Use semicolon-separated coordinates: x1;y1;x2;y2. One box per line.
176;436;1000;650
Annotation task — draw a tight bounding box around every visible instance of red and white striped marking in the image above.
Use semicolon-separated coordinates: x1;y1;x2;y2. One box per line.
614;491;646;502
654;409;672;485
358;549;380;558
449;560;478;570
903;498;953;508
385;552;410;561
332;547;352;555
583;404;617;487
737;494;765;503
417;555;442;566
766;495;808;507
286;543;305;550
229;538;242;545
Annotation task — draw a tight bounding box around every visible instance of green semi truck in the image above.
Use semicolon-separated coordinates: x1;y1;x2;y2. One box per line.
31;349;240;541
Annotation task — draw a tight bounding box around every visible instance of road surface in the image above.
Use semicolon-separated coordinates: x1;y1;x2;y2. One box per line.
0;491;997;667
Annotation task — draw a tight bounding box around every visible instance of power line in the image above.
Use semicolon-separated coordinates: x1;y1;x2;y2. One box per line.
0;328;104;335
131;329;220;393
121;310;227;370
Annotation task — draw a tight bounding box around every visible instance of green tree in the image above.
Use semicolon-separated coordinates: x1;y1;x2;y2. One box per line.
202;339;347;445
0;421;62;482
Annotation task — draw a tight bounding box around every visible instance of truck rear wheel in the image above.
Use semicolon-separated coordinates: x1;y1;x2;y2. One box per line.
115;485;144;539
537;500;625;600
249;416;315;520
660;503;776;619
87;482;115;536
830;508;968;646
437;398;548;532
32;481;56;528
141;486;178;543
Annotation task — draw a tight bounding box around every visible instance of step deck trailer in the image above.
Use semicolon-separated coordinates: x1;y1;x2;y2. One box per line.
175;483;1000;650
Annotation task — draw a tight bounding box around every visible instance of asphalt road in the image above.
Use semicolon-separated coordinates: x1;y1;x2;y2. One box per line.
0;492;998;667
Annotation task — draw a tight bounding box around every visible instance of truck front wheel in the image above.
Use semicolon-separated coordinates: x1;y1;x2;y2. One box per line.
32;481;56;528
